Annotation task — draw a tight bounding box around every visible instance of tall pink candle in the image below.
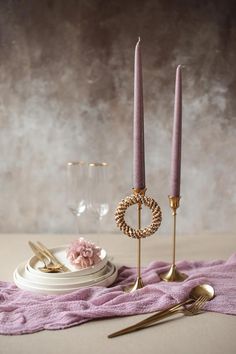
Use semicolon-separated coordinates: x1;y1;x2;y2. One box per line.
170;65;182;197
133;38;145;190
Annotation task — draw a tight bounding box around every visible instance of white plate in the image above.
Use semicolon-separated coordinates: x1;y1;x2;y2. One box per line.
27;246;107;278
13;262;118;295
24;263;108;285
15;261;115;288
18;263;115;288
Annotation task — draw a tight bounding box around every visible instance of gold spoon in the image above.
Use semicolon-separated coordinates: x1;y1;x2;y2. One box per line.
108;284;215;338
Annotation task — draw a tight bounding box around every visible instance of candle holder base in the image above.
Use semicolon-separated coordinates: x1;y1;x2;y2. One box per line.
159;264;188;282
124;277;144;293
115;188;162;293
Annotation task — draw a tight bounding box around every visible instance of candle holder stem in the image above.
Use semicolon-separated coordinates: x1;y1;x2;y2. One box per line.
125;196;144;292
137;202;142;279
172;211;176;266
159;196;188;282
138;237;141;278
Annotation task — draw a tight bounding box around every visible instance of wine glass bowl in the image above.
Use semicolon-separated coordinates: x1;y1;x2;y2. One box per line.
67;161;87;232
87;162;110;222
66;161;110;239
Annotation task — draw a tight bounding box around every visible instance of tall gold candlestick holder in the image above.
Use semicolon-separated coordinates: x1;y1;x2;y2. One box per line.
115;188;162;293
159;196;188;282
126;189;144;292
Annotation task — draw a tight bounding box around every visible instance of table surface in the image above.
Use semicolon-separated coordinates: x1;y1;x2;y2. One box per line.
0;232;235;354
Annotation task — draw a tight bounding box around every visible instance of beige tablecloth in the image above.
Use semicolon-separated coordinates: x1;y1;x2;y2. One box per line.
0;233;235;354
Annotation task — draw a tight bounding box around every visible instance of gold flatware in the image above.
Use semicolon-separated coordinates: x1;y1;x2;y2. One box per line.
108;284;215;338
35;242;63;270
108;295;209;338
38;267;59;273
28;241;48;267
36;241;69;272
181;295;209;316
28;241;62;273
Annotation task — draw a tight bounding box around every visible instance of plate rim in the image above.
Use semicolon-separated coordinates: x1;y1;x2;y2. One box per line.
14;263;118;295
27;245;107;278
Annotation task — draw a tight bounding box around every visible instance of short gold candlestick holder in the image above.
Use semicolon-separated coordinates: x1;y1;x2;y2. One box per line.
159;196;188;282
115;188;162;293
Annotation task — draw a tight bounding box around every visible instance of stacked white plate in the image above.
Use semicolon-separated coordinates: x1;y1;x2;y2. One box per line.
13;246;118;295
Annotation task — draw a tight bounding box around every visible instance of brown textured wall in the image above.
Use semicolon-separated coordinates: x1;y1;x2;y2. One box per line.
0;0;235;234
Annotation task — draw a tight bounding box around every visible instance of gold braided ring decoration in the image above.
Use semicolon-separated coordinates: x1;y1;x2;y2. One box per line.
115;194;162;239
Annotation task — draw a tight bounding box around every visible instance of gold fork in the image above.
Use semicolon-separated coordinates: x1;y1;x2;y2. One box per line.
183;295;208;316
108;295;209;338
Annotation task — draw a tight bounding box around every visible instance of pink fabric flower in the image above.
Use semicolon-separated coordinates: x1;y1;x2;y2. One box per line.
67;238;102;269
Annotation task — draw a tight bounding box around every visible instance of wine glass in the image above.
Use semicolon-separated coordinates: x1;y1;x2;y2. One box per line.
86;162;110;244
66;161;110;243
66;161;87;234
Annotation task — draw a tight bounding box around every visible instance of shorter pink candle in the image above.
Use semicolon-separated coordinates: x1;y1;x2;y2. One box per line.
170;65;182;197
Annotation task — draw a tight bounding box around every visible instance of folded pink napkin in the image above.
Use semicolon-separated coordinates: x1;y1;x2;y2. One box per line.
0;254;236;335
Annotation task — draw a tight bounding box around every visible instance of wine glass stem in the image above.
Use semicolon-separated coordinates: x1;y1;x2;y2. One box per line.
96;215;101;246
75;215;80;235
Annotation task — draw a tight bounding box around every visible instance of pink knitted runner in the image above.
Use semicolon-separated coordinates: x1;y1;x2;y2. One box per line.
0;254;236;335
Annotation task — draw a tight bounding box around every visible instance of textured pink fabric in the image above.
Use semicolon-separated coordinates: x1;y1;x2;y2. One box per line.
0;254;236;335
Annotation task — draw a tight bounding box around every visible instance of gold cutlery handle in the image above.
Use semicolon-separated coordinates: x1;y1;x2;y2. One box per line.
108;298;192;338
108;310;182;338
28;241;47;265
108;294;210;338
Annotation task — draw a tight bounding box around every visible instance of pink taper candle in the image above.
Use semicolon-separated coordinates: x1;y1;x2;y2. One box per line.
133;38;145;190
170;65;182;197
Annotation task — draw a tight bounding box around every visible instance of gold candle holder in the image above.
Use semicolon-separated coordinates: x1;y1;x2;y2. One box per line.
125;188;145;292
159;196;188;282
115;188;162;293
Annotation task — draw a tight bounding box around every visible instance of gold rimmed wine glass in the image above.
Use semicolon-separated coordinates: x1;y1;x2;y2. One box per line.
66;161;87;234
86;162;110;244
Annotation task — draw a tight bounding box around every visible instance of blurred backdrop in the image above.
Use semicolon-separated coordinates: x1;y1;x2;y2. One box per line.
0;0;235;234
